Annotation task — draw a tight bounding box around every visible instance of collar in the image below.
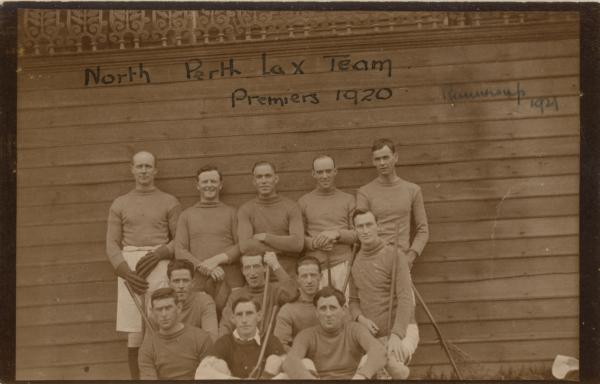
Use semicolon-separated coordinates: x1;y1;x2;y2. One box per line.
233;328;261;345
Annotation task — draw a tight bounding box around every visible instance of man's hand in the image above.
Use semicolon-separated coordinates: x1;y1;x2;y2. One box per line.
406;249;418;269
352;373;368;380
199;253;228;276
135;245;171;279
253;233;267;242
115;261;148;295
357;315;380;336
210;266;225;281
263;251;281;271
387;333;409;363
313;230;339;250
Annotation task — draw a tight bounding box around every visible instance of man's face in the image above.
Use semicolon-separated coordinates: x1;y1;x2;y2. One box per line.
297;263;321;297
197;170;222;202
169;269;193;303
252;164;278;198
316;295;344;332
131;152;157;187
152;297;180;332
312;157;337;191
242;255;265;288
232;301;261;339
354;212;379;247
372;145;398;177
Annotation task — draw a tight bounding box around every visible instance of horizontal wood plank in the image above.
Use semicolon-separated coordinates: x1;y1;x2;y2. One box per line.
16;361;130;380
17;301;116;327
16;340;126;369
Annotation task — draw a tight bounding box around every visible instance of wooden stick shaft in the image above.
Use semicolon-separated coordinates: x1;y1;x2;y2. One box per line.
248;304;279;379
387;224;400;333
124;281;156;335
260;266;271;335
412;284;463;380
341;243;359;294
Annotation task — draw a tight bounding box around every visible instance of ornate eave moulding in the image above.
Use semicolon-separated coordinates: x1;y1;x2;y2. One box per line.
18;10;579;57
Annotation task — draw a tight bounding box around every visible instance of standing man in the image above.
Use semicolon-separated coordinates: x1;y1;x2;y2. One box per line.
106;151;181;379
174;165;243;315
349;209;418;379
356;138;429;267
298;155;356;292
196;296;286;379
166;259;218;340
219;252;297;336
237;161;304;277
274;256;322;350
138;288;213;380
279;286;387;380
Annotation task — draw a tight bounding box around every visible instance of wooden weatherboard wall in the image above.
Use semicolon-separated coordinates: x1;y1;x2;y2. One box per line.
16;14;579;379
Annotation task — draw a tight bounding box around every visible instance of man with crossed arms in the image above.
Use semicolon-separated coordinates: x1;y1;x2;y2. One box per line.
106;151;181;379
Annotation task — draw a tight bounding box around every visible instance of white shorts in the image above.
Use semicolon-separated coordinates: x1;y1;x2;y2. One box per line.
116;246;169;333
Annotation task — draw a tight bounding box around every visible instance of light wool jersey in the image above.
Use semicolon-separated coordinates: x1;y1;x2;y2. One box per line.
297;188;357;267
356;177;429;254
138;324;213;380
237;195;304;275
349;238;413;339
106;188;181;268
285;322;386;379
174;201;244;288
273;299;317;348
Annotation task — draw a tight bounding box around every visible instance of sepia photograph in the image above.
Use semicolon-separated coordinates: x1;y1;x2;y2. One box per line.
12;5;587;381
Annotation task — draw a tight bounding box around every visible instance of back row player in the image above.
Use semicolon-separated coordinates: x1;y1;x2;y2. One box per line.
106;138;429;379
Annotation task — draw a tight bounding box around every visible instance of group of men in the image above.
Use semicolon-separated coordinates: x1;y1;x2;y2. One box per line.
106;138;429;380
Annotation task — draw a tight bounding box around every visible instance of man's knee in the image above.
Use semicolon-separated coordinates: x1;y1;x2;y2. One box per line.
386;359;410;380
264;355;283;374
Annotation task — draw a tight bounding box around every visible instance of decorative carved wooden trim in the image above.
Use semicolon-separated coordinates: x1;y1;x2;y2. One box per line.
18;10;579;57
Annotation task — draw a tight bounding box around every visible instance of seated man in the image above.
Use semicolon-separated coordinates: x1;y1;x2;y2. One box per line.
164;259;218;340
274;256;322;350
219;251;297;336
138;288;213;380
279;286;386;380
349;209;419;379
195;296;285;379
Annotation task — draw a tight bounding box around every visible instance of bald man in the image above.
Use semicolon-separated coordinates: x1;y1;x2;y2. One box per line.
106;151;181;379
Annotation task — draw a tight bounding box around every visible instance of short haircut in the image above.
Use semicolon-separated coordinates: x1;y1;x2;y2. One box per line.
296;255;322;274
196;164;223;181
252;161;276;174
241;253;264;265
313;286;346;307
131;150;157;168
352;209;377;225
312;154;336;170
231;295;261;313
166;259;195;280
371;138;396;153
151;287;178;307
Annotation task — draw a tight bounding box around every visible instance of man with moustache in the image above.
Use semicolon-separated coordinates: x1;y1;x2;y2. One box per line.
195;296;286;379
349;209;419;379
279;286;386;380
298;155;356;294
356;138;429;268
273;256;322;350
237;161;304;277
165;259;218;340
174;164;243;315
218;252;297;336
106;151;181;379
138;288;213;380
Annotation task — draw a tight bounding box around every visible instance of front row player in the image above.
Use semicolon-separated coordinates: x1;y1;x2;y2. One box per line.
138;288;213;380
195;296;286;379
278;286;386;379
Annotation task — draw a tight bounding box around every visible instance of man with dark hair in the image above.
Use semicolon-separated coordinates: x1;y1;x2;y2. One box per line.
279;286;386;380
298;155;356;295
165;259;218;340
237;161;304;276
349;209;419;379
274;256;322;350
356;138;429;268
219;252;297;336
138;287;213;380
174;164;243;315
106;150;181;379
196;296;285;379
